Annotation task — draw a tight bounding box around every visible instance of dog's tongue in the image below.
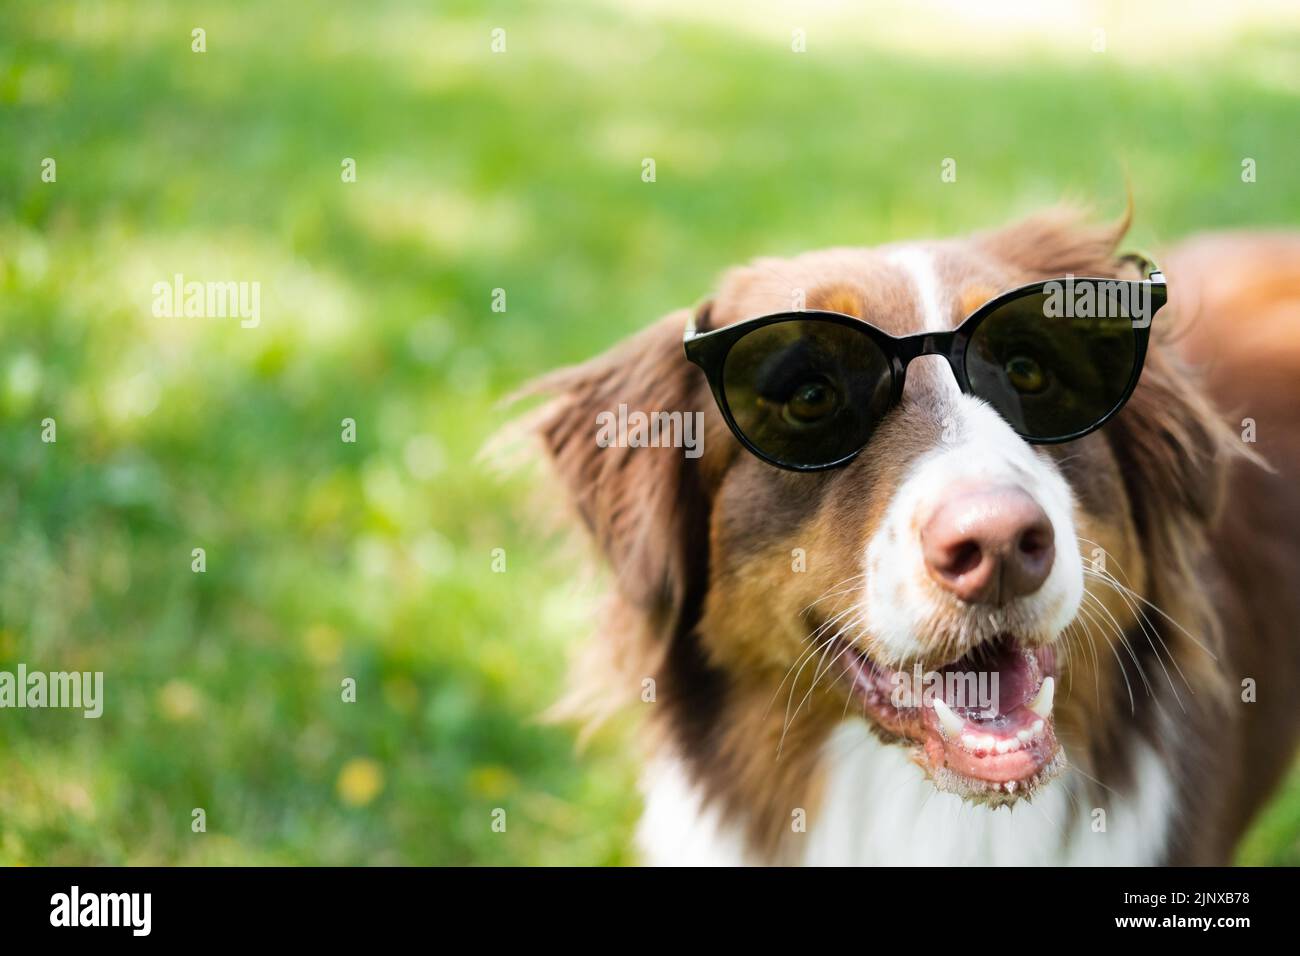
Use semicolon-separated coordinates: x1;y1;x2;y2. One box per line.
920;642;1058;789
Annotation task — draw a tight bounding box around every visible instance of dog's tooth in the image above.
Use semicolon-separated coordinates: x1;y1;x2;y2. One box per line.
995;738;1019;754
1005;780;1018;794
1017;729;1032;744
1031;719;1045;738
1027;676;1054;719
932;698;965;741
961;734;978;752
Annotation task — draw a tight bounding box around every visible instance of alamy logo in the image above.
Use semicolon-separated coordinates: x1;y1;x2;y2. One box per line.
595;404;704;459
889;664;1000;716
0;665;103;718
1041;275;1153;328
50;886;151;936
152;273;261;328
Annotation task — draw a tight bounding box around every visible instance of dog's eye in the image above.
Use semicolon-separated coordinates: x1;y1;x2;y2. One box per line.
783;380;839;424
1005;355;1048;394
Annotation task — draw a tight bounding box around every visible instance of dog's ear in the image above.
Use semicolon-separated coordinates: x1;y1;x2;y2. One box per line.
1107;341;1235;536
526;307;712;636
1100;324;1244;701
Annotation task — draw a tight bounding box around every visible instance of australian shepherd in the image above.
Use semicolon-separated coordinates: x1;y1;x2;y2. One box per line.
517;209;1300;865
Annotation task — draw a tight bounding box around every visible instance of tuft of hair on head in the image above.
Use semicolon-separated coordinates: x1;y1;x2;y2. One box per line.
976;201;1132;280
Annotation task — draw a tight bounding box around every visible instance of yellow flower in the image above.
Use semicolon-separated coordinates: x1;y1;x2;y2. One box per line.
303;624;343;666
468;765;516;800
337;758;384;807
158;680;203;722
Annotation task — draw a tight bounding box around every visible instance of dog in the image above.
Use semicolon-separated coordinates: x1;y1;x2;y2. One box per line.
519;208;1300;865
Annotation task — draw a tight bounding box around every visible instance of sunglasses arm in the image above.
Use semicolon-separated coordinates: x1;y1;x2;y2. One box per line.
1118;250;1165;284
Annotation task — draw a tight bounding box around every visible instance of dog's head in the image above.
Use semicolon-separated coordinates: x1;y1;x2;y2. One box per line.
526;208;1231;835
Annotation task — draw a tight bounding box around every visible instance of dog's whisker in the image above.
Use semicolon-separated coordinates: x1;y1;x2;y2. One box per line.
1074;600;1136;714
798;574;868;617
1064;617;1102;708
781;613;865;756
1080;589;1158;703
804;600;864;645
773;634;838;731
1083;567;1193;711
1080;592;1156;705
792;632;856;728
1084;571;1184;700
778;630;849;756
766;629;842;725
766;599;866;720
1077;538;1219;662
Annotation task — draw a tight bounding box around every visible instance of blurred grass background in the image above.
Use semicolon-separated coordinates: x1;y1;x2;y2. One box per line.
0;0;1297;864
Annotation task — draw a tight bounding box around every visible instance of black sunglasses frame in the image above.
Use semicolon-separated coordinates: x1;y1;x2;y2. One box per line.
683;262;1166;471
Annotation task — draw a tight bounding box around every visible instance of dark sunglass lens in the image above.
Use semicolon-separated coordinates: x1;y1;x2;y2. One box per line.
722;319;893;467
965;281;1151;440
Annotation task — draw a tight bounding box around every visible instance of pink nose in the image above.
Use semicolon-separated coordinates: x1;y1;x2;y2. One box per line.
920;486;1055;605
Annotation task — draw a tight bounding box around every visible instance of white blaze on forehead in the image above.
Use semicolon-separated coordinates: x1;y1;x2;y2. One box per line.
887;245;949;333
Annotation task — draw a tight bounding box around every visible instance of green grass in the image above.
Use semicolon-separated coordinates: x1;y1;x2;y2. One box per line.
0;0;1297;864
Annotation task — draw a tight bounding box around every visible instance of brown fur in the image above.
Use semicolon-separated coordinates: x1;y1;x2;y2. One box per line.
1163;233;1300;860
521;209;1300;864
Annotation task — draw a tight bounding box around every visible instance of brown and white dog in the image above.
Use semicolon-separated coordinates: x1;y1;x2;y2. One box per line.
522;209;1300;865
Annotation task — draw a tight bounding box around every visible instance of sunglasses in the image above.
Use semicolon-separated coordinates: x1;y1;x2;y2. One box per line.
684;258;1166;471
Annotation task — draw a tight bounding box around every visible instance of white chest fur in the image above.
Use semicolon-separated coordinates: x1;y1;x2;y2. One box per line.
637;722;1174;866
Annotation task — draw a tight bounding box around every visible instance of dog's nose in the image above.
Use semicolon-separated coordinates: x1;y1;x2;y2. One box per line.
921;486;1055;605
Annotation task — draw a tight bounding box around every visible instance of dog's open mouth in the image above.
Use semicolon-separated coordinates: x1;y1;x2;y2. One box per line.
837;634;1063;801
